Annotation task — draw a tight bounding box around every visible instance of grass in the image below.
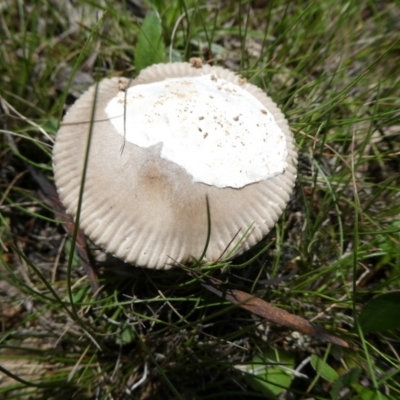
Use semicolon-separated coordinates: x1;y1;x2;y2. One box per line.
1;0;400;398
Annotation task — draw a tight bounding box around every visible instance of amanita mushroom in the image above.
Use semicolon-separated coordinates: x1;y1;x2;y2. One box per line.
53;62;297;269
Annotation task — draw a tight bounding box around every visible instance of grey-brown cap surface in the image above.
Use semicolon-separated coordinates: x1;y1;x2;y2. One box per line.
53;62;297;269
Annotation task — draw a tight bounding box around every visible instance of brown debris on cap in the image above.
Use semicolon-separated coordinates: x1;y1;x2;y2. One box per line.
53;62;297;270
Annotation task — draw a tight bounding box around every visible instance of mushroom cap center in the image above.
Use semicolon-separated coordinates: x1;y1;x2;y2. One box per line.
105;74;287;188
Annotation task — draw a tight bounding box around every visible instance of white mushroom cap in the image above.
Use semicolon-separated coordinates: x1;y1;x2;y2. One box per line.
53;62;297;270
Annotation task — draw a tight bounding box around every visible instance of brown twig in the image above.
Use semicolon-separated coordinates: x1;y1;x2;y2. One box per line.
200;275;351;348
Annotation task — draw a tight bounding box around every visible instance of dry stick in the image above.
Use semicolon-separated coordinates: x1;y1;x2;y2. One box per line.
200;275;351;349
27;165;99;292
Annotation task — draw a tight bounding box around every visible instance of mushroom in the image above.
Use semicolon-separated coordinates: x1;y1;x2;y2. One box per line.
53;62;297;270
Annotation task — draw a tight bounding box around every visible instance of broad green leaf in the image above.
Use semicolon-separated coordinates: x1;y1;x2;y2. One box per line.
71;286;89;304
134;11;166;73
359;291;400;333
330;367;361;400
310;354;339;382
116;324;136;345
352;383;392;400
373;220;400;271
41;118;59;134
64;239;82;268
245;350;295;397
